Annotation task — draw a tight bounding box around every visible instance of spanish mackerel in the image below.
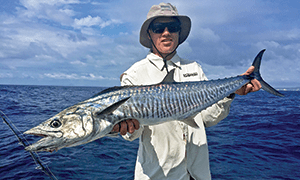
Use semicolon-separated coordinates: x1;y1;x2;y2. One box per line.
24;49;284;152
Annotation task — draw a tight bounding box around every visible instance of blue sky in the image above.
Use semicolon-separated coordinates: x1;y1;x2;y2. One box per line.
0;0;299;88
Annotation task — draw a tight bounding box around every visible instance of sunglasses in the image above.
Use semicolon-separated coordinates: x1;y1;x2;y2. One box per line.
149;21;181;34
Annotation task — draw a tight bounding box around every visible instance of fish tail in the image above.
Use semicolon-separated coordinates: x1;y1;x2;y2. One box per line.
251;49;284;97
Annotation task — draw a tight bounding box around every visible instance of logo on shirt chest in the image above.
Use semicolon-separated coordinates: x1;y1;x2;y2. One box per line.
183;72;198;78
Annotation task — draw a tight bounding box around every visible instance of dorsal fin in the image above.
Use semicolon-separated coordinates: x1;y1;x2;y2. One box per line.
92;85;135;97
161;69;176;83
92;68;176;98
93;86;125;97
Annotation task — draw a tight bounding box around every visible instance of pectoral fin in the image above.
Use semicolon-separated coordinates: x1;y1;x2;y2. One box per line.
95;97;130;116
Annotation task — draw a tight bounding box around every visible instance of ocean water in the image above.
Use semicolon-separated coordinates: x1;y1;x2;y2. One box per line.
0;85;299;180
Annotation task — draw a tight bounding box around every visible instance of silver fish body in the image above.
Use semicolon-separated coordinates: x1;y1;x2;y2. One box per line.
24;49;283;152
103;76;246;125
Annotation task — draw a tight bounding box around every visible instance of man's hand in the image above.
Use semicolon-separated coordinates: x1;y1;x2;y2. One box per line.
235;66;262;95
112;119;140;135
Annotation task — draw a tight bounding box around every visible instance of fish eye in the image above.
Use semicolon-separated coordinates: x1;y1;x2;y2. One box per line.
50;119;62;128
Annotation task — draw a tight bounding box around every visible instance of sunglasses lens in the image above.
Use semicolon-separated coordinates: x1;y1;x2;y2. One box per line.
168;24;181;33
151;25;165;33
150;22;181;34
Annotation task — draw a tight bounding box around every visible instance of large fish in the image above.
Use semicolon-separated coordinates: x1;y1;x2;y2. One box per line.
24;49;284;152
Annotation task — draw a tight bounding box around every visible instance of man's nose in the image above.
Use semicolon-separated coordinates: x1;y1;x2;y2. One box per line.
162;27;171;35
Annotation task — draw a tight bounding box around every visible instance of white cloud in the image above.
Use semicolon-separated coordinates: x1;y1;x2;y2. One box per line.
0;73;14;78
271;29;300;41
254;41;281;50
70;60;86;66
43;73;116;80
20;0;80;9
44;73;79;79
190;27;220;42
74;15;103;28
0;23;97;60
18;0;78;26
73;15;122;29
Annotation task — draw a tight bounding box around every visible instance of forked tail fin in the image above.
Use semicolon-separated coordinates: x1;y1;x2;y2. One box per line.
251;49;284;97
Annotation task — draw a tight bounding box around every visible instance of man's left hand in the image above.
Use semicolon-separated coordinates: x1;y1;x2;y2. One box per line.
235;66;262;95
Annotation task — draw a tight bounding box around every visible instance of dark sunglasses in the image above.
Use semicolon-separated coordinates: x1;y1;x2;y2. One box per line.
149;21;181;34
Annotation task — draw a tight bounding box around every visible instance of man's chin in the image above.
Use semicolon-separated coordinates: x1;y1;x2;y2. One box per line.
159;46;176;53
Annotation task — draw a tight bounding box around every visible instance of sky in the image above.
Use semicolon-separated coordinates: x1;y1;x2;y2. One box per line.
0;0;299;88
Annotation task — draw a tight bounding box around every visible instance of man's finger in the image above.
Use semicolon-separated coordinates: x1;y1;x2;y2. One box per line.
245;83;253;94
119;121;127;135
126;119;135;134
250;79;261;92
132;119;140;130
112;123;120;132
235;84;246;95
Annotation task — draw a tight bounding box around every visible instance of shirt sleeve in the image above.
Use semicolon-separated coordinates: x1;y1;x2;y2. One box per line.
197;97;233;128
120;73;135;86
193;62;234;128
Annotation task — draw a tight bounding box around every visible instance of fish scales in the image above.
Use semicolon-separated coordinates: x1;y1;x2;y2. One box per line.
116;76;247;125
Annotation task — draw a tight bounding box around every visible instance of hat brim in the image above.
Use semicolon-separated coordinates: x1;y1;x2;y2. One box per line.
140;15;191;48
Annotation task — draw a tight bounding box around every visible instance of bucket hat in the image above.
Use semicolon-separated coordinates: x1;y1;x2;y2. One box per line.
140;3;191;48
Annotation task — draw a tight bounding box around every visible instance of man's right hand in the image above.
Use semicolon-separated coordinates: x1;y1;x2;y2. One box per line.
112;119;140;135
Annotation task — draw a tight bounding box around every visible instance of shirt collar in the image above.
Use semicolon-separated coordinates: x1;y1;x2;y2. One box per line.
147;52;181;71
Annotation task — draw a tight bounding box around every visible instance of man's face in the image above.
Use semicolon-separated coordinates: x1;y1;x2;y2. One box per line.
148;17;180;58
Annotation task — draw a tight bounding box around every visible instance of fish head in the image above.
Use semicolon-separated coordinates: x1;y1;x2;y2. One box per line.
24;106;96;152
24;96;130;152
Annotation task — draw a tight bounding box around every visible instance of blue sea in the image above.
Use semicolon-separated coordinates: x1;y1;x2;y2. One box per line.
0;85;299;180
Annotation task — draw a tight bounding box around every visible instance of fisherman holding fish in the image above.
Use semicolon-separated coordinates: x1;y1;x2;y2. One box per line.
23;2;284;179
113;3;261;180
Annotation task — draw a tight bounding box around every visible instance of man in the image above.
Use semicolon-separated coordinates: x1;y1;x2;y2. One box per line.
112;3;261;180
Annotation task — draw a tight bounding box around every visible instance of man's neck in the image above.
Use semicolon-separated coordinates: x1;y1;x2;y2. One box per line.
152;50;176;60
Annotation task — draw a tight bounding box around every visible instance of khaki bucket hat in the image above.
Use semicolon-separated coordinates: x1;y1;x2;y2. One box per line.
140;3;191;48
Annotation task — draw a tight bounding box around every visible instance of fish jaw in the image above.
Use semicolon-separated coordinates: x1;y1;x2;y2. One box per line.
24;125;64;152
24;127;89;152
24;136;60;152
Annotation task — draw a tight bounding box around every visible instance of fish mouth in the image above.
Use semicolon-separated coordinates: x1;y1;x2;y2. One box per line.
24;136;58;152
30;133;48;137
24;130;63;152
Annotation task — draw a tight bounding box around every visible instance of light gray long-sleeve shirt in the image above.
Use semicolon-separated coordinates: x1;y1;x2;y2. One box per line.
120;52;234;180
